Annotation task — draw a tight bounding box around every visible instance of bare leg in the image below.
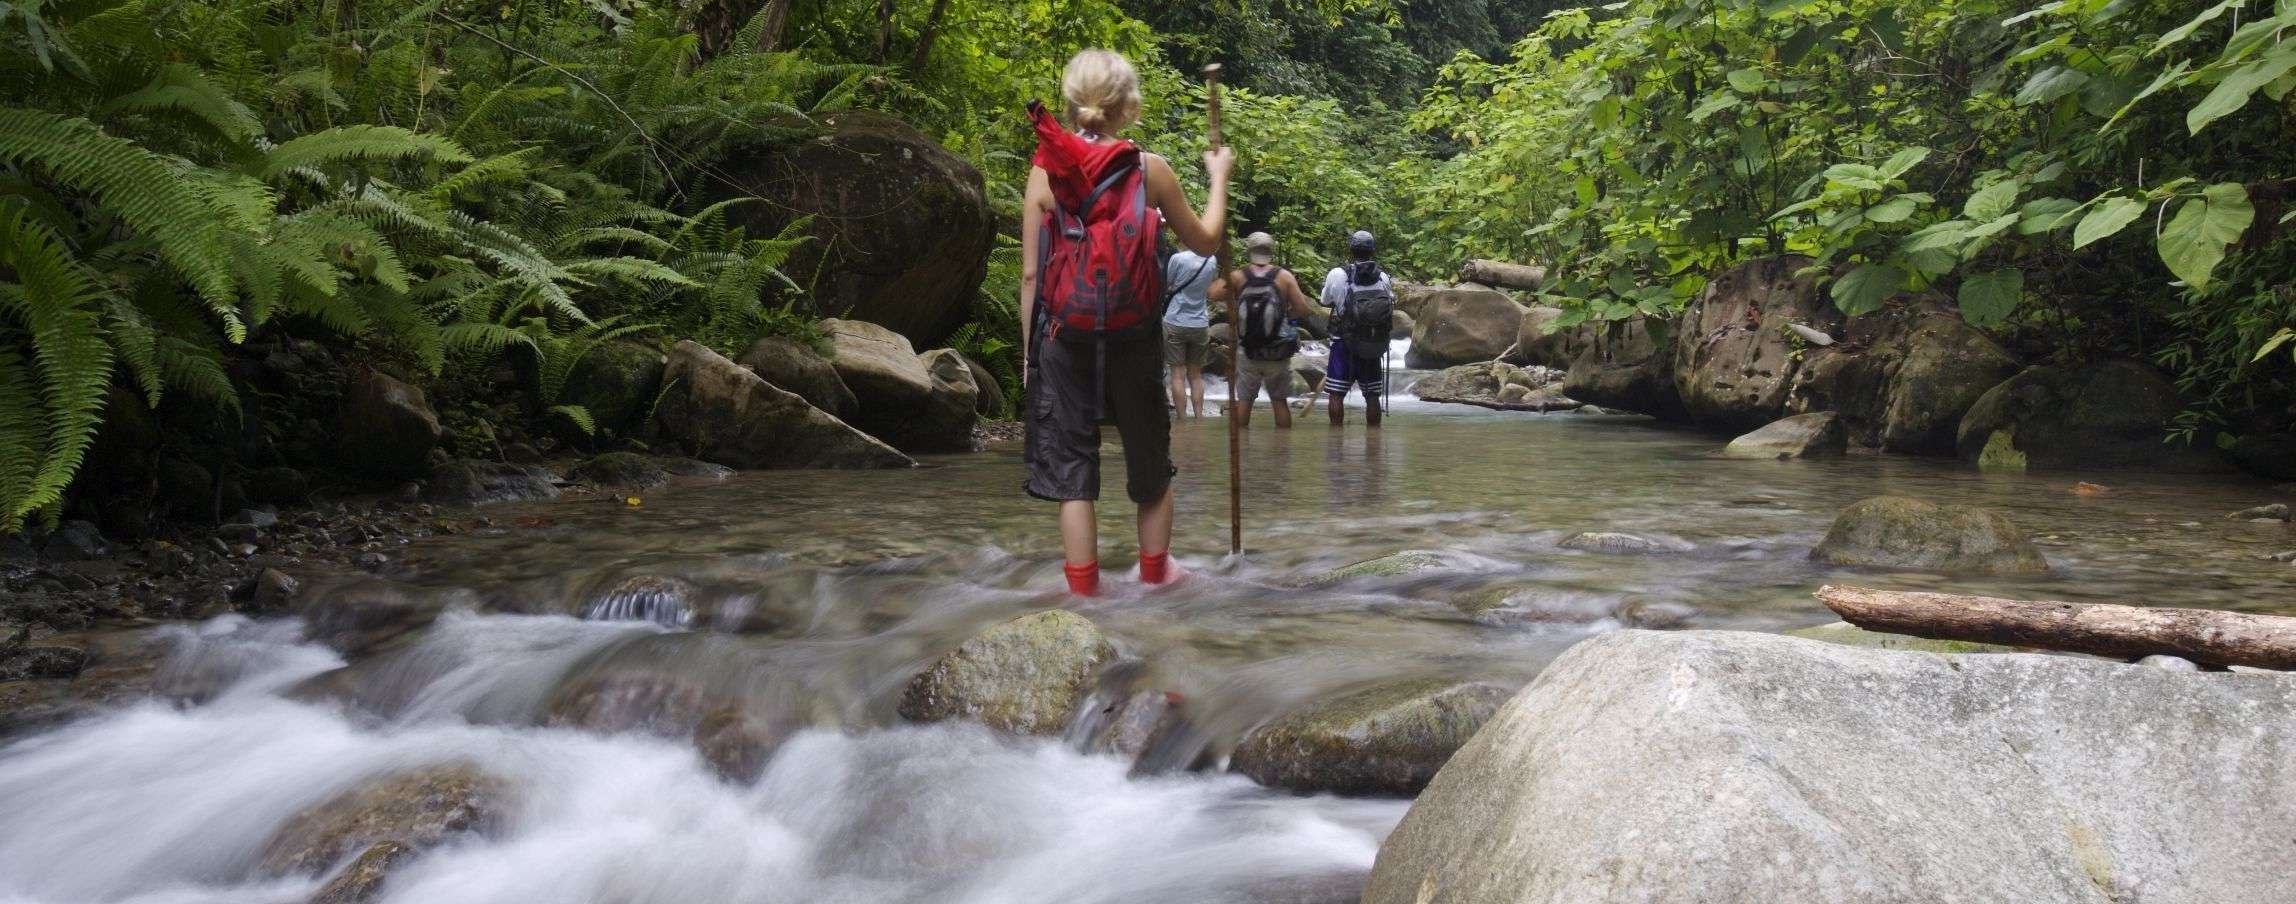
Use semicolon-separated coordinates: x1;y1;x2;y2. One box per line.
1167;368;1186;416
1328;391;1345;426
1059;500;1097;566
1273;391;1293;429
1233;376;1252;428
1136;485;1173;558
1187;365;1206;417
1366;391;1383;428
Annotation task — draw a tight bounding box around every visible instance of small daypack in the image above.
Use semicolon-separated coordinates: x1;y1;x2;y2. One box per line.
1032;109;1164;342
1336;261;1394;354
1237;266;1297;361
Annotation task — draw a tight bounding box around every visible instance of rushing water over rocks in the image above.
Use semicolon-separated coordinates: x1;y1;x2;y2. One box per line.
4;361;2293;903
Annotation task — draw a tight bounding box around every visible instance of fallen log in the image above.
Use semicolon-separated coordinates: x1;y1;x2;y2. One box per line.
1816;585;2296;670
1459;259;1546;292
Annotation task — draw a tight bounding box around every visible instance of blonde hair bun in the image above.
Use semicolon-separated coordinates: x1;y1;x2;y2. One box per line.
1062;49;1141;134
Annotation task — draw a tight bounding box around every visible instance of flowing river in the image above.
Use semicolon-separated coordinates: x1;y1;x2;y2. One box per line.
3;348;2291;904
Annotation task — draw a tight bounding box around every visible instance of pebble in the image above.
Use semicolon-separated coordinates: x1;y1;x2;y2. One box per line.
354;552;389;571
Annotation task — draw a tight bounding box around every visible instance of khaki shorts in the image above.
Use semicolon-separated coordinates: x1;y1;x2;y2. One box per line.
1163;324;1210;368
1233;355;1293;402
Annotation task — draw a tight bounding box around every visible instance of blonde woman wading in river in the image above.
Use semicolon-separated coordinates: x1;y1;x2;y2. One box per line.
1020;49;1234;597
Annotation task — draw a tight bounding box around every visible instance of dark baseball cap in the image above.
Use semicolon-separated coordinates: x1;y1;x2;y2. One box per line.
1348;230;1376;253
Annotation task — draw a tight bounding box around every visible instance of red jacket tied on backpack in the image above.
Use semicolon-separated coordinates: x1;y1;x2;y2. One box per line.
1029;100;1164;341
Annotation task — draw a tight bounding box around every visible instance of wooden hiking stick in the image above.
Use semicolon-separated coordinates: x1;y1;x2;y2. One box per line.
1206;63;1241;557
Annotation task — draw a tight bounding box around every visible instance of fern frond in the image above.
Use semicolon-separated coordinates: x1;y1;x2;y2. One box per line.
107;62;262;145
556;226;673;256
546;403;596;436
564;256;700;288
153;336;239;415
104;296;163;406
261;124;473;179
0;108;244;337
426;147;544;202
0;208;117;529
442;321;537;359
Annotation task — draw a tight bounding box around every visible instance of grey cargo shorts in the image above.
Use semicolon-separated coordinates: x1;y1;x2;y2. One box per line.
1023;332;1175;504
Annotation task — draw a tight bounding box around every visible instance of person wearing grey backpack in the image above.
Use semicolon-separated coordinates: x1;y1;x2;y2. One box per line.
1320;230;1394;427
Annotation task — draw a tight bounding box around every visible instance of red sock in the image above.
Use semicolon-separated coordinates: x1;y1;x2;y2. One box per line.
1139;550;1171;585
1064;560;1100;596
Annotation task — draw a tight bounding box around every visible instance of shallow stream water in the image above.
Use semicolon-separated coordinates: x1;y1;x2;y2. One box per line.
3;350;2292;904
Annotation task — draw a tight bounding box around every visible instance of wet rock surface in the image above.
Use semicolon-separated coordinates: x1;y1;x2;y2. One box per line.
1672;256;1834;432
654;340;914;470
1404;286;1524;369
423;460;560;505
898;610;1116;735
1811;496;2048;574
1411;362;1578;411
1557;531;1693;555
738;335;856;418
1366;630;2296;903
1232;678;1511;796
566;452;671;491
1955;360;2221;471
260;763;508;875
1722;411;1846;459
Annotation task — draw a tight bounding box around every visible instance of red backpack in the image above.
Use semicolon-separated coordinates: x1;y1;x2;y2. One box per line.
1029;101;1164;341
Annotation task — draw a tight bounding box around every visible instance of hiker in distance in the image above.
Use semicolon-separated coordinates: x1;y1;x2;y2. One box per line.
1162;239;1219;419
1321;230;1396;428
1214;232;1317;430
1020;49;1234;597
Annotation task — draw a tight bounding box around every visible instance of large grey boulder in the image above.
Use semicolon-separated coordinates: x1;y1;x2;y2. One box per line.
1411;361;1577;412
1671;256;1837;432
1406;286;1525;369
1789;306;2019;453
737;335;856;417
1365;630;2296;904
709;111;992;347
1505;305;1591;369
898;610;1117;735
560;340;666;438
654;340;913;470
823;318;964;452
1723;411;1846;459
912;348;982;453
335;369;440;480
1560;316;1682;419
1955;360;2224;471
1232;679;1512;796
1811;495;2048;574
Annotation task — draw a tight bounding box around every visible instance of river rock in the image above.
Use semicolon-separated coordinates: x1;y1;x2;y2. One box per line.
0;641;88;681
2227;432;2296;480
1505;305;1589;369
1789;306;2019;453
1783;620;2023;654
1671;256;1837;432
898;610;1117;735
308;840;413;904
1557;531;1693;555
737;335;856;417
714;111;993;347
821;319;971;452
1412;362;1574;411
1559;316;1682;419
1405;286;1524;369
566;452;669;491
1955;360;2222;471
1389;309;1415;341
910;348;982;453
1299;550;1452;588
1363;629;2296;904
335;369;441;480
654;340;913;470
261;763;508;875
1811;496;2048;574
250;568;301;613
1722;411;1846;459
959;352;1006;416
561;340;665;438
1231;678;1512;796
422;460;560;505
2230;503;2291;521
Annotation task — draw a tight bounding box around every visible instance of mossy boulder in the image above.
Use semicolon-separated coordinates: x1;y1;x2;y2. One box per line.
1784;621;2024;654
561;340;665;438
1954;360;2222;471
261;764;508;875
1299;550;1452;588
897;610;1116;735
1810;496;2049;574
1722;411;1846;460
1231;678;1512;795
1790;308;2020;453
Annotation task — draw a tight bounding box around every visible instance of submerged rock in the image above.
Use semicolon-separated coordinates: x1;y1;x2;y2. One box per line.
898;610;1117;735
1811;496;2048;574
0;641;88;682
1364;630;2296;903
308;840;413;904
1298;550;1452;588
1557;531;1692;555
1231;678;1512;796
654;340;914;470
2229;503;2291;522
1722;411;1846;459
261;763;508;875
566;452;670;491
423;460;559;505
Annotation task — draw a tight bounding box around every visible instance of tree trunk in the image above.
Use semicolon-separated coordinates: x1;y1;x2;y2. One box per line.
908;0;950;73
874;0;896;64
1815;585;2296;670
755;0;793;52
1458;259;1546;291
688;0;792;62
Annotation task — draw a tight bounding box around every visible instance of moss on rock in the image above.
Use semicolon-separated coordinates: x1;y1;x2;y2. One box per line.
897;610;1116;735
1231;678;1513;796
1810;496;2048;574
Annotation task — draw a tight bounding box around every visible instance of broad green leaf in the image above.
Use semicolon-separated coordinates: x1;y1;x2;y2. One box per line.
2157;183;2255;288
2188;48;2296;134
1902;220;1975;253
2152;0;2241;54
2073;197;2147;248
1964;180;2020;221
2256;328;2296;362
1830;262;1905;316
1865;195;1918;223
1958;269;2023;328
2016;198;2081;234
2102;59;2192;132
1964;213;2023;241
2015;66;2090;106
1824;163;1883;191
1727;68;1767;93
1688;93;1740;122
1878;147;1930;180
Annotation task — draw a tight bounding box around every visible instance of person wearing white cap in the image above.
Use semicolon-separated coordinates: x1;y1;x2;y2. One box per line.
1212;232;1315;428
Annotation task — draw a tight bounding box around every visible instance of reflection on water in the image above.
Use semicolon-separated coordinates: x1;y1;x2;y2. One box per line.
3;365;2292;903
